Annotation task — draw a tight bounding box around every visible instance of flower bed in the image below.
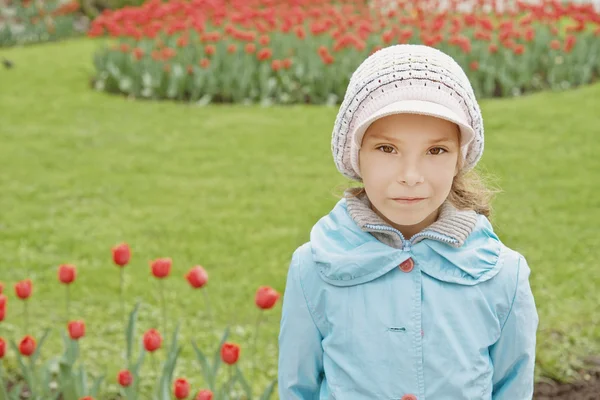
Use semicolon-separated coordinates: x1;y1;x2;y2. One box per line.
0;243;279;399
87;0;600;104
0;0;87;47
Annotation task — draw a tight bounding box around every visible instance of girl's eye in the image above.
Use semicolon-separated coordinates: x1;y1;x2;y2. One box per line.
377;145;395;154
428;147;447;155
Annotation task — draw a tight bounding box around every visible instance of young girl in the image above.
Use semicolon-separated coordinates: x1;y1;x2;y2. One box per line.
278;44;539;400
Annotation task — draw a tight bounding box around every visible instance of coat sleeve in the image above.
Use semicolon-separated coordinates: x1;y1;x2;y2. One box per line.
278;248;325;400
490;255;539;400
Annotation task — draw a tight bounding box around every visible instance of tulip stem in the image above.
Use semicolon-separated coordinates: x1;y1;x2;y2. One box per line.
24;300;29;335
120;268;125;325
160;281;167;338
202;289;214;330
66;284;70;324
29;356;36;395
250;310;263;392
229;365;234;399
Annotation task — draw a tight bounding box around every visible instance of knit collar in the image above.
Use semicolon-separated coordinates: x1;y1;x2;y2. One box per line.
345;189;479;248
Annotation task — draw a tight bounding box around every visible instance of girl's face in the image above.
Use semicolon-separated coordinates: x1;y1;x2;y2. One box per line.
358;113;461;239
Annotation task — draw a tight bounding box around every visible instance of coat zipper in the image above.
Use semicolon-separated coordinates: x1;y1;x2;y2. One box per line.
364;224;458;251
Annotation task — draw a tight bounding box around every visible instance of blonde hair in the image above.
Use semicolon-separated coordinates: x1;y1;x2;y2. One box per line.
339;139;501;218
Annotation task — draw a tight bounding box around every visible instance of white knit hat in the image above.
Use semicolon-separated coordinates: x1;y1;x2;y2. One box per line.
331;44;484;182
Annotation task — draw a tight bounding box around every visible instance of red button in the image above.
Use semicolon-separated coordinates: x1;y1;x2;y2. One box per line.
401;395;417;400
399;258;414;273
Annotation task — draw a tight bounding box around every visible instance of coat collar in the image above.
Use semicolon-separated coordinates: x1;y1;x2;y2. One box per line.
345;189;479;249
310;197;503;287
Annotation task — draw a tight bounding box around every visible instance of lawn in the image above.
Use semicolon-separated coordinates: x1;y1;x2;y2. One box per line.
0;38;599;398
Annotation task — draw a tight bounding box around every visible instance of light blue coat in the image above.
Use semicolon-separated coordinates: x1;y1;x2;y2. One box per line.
278;198;539;399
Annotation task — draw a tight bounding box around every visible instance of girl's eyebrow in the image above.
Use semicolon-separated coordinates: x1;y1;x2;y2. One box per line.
366;134;455;144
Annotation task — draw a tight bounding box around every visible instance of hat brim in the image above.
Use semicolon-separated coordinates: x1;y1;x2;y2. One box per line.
352;100;476;149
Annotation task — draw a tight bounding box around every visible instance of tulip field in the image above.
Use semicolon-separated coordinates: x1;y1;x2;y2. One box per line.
1;0;600;399
0;0;86;47
87;0;600;104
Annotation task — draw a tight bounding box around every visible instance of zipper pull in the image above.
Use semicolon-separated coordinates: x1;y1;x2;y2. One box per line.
402;240;411;252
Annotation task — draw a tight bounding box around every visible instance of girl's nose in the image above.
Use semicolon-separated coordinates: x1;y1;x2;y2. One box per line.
396;161;425;186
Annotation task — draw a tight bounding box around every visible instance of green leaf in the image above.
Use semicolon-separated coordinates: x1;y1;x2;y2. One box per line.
259;379;277;400
192;340;214;390
9;341;33;391
8;383;23;400
126;301;141;367
90;374;105;397
77;364;88;396
212;326;230;379
131;341;146;377
235;365;253;399
32;328;51;365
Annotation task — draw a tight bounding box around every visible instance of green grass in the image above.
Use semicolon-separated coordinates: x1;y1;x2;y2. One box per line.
0;38;599;397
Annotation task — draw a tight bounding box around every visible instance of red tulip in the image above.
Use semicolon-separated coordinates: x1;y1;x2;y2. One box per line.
177;35;189;48
150;258;171;279
294;26;305;39
79;397;94;400
259;34;270;46
245;43;256;54
0;294;6;309
132;48;144;61
162;47;176;60
118;369;133;387
58;264;76;284
0;307;5;322
174;378;190;399
112;243;131;267
488;43;498;54
550;39;561;50
143;329;162;352
282;58;292;69
221;342;240;365
255;286;280;310
200;58;210;69
469;61;479;71
19;335;36;356
524;28;535;42
195;390;213;400
257;48;272;61
205;45;216;56
0;337;5;358
564;35;576;53
15;279;32;300
513;44;525;55
186;266;208;289
68;320;86;340
227;44;237;53
272;59;282;71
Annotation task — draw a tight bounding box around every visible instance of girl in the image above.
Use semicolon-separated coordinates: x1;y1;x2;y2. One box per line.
278;44;539;400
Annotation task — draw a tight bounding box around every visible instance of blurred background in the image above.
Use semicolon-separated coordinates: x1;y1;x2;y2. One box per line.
1;0;599;399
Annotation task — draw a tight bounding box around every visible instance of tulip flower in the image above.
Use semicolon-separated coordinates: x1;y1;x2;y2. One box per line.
221;342;240;365
143;329;162;352
251;286;280;387
0;294;6;322
195;390;213;400
118;369;133;387
58;264;76;321
186;265;214;328
19;335;36;357
150;258;171;335
15;279;32;332
174;378;190;399
68;320;85;340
